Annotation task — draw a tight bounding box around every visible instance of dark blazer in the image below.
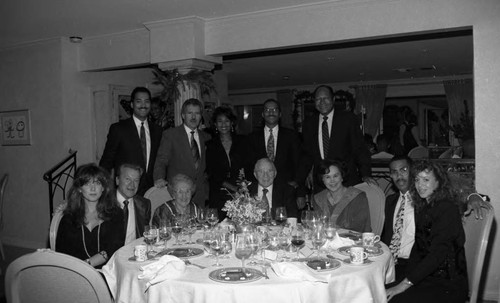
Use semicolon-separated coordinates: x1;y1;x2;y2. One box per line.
99;118;163;196
246;126;300;185
381;192;399;245
153;125;211;208
297;110;371;193
206;134;246;218
249;181;298;219
132;195;152;238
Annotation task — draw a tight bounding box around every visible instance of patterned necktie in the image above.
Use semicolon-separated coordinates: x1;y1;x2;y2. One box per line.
322;115;330;159
389;194;406;262
190;130;200;170
140;122;147;169
266;128;275;161
123;200;129;229
262;188;271;218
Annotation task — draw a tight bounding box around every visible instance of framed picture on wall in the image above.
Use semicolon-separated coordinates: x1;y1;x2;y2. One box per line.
0;109;32;146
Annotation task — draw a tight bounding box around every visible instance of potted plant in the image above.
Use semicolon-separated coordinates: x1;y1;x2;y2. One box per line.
450;100;474;158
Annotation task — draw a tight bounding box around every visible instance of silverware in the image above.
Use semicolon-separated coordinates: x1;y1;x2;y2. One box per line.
184;260;206;269
326;254;345;262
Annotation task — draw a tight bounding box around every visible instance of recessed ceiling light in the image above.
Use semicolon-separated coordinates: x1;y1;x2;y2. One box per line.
282;76;290;80
326;57;335;61
69;36;83;43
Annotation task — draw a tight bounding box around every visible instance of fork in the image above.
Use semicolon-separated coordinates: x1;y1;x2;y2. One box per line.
184;260;206;269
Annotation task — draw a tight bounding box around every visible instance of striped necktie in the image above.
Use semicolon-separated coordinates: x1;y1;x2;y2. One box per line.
190;131;200;170
322;115;330;158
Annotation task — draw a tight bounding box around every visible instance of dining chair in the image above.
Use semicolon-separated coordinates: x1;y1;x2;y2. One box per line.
0;173;9;260
353;182;385;235
144;186;173;224
49;201;66;250
6;248;113;303
463;206;494;303
407;146;429;159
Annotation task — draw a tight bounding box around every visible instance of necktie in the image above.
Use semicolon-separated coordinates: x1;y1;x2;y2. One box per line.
140;122;147;169
322;116;330;159
262;188;271;218
190;131;200;170
266;128;275;161
389;194;406;262
123;200;129;229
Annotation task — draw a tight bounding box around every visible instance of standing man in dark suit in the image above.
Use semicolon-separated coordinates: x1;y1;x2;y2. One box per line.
249;158;298;220
153;98;210;208
247;99;301;192
296;85;374;204
115;163;151;245
99;87;163;196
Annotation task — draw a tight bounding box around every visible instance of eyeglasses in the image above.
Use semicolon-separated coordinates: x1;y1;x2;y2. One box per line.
390;166;410;176
263;108;279;113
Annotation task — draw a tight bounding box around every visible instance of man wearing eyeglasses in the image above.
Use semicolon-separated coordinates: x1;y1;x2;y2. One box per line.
247;99;301;201
382;155;491;284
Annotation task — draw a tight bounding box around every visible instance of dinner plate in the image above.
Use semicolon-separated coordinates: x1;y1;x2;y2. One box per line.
337;246;383;257
338;232;361;241
342;258;373;266
299;257;341;272
209;267;263;283
159;247;204;259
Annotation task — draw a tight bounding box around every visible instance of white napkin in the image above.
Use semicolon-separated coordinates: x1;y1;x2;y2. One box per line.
138;255;186;291
322;232;356;250
271;262;329;283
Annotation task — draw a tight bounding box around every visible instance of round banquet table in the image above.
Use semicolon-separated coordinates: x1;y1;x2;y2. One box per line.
102;230;395;303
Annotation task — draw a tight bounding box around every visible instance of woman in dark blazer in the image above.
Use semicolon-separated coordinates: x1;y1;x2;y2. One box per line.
206;107;246;220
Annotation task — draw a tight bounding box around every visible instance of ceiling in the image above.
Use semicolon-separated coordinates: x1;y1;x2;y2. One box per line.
1;0;473;91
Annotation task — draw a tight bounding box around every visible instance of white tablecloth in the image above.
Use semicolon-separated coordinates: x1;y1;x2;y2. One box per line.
103;231;395;303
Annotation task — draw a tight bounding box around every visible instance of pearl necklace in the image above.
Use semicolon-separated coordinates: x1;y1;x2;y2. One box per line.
81;224;101;259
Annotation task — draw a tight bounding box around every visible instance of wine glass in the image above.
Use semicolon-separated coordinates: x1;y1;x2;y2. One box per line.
171;218;183;246
290;226;305;260
300;210;312;229
311;227;326;258
159;220;171;245
277;231;290;261
275;207;288;228
184;217;197;244
247;232;261;266
206;208;219;229
262;209;272;226
235;234;253;273
210;232;223;267
143;225;158;253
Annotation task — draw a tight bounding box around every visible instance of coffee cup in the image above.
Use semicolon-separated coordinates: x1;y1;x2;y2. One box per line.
362;232;380;247
134;244;148;261
349;246;368;264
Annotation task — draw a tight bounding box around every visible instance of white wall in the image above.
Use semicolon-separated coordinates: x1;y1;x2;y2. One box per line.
0;39;155;248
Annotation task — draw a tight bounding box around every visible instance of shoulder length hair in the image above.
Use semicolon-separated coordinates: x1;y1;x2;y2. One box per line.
64;163;118;226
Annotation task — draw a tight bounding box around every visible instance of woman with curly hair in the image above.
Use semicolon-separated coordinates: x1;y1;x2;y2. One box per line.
386;161;468;302
56;163;125;268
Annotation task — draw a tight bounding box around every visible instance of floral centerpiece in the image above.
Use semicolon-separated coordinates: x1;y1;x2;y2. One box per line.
222;169;267;227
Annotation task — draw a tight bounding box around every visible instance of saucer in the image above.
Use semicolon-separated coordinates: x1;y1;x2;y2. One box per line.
342;258;372;266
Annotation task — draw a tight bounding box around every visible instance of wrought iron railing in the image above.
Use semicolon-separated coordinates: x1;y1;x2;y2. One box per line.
43;150;77;220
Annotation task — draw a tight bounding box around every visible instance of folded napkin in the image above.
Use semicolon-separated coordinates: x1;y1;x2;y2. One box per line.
322;232;356;250
138;255;186;291
271;262;329;283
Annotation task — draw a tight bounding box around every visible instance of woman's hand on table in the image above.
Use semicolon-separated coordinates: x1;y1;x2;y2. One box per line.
386;279;412;301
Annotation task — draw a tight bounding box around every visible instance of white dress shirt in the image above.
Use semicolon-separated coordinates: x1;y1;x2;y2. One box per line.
317;110;334;160
132;115;151;169
257;184;274;210
117;191;137;245
183;124;201;155
393;191;415;259
264;125;279;158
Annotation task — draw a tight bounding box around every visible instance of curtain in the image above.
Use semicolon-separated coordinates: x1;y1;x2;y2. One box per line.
354;84;387;137
443;79;474;126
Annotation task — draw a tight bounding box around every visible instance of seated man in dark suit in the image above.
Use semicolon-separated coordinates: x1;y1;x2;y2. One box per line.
382;155;491;284
248;158;298;221
115;163;151;245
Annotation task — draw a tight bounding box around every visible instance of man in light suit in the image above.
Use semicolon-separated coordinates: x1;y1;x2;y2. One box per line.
246;99;301;192
296;85;374;204
99;87;163;196
153;98;210;208
249;158;298;220
115;163;152;245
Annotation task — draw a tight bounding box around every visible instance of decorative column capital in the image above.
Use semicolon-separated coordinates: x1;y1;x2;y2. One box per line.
158;58;219;73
